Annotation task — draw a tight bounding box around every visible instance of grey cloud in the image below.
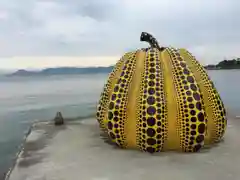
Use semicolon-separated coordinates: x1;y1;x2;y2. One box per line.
60;0;121;21
0;0;240;63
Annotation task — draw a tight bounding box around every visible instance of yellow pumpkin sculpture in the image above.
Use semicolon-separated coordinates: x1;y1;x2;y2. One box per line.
96;32;227;153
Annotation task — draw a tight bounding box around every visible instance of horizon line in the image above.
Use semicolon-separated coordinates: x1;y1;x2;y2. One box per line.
0;64;115;72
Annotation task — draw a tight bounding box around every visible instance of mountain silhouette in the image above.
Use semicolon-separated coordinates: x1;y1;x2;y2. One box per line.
7;66;114;76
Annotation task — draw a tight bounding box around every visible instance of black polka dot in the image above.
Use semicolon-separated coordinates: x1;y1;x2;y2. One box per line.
220;112;224;117
190;84;197;91
196;102;202;110
147;138;156;145
147;96;155;105
191;124;196;129
156;134;162;139
193;144;202;152
148;81;155;86
111;94;117;101
146;147;155;153
150;68;155;73
197;112;204;122
148;88;155;95
147;117;156;126
193;92;200;101
119;88;124;93
180;62;186;67
196;135;204;143
147;106;156;115
156;128;161;133
186;91;191;96
177;56;182;61
117;78;122;84
113;116;119;122
109;102;114;110
187;97;193;102
189;103;194;109
150;62;155;67
191;117;197;122
147;128;156;137
114;86;119;92
187;76;194;83
219;106;222;111
198;123;205;133
190;136;195;141
190;110;196;116
108;121;113;129
149;74;155;79
114;111;119;116
191;131;196;135
183;69;190;75
108;112;113;120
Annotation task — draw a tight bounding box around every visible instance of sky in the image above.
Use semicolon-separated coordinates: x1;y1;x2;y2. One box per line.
0;0;239;70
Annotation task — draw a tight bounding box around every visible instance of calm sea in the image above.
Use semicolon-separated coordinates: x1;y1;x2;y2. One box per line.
0;70;240;177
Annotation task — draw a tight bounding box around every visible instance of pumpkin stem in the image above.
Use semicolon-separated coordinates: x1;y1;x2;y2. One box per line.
140;32;165;51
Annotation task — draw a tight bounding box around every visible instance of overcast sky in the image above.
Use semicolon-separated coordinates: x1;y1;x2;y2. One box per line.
0;0;239;69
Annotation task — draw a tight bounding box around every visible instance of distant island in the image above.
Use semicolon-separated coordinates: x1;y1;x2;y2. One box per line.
7;66;114;76
5;58;240;77
204;58;240;70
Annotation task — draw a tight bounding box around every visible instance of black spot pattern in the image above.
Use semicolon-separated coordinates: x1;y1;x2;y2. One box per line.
96;57;125;135
166;47;207;152
106;52;137;148
96;46;227;153
136;48;167;153
180;49;227;143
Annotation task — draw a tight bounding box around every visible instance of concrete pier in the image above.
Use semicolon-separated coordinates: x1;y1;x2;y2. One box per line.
5;118;240;180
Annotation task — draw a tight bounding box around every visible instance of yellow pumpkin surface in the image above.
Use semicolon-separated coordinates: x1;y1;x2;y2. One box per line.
96;33;227;153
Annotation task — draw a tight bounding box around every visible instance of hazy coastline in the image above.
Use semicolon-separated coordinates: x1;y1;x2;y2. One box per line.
2;57;240;77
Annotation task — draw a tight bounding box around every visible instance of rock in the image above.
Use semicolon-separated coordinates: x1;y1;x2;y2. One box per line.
54;112;64;126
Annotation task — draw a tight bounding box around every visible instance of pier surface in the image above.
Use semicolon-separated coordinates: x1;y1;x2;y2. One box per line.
6;118;240;180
